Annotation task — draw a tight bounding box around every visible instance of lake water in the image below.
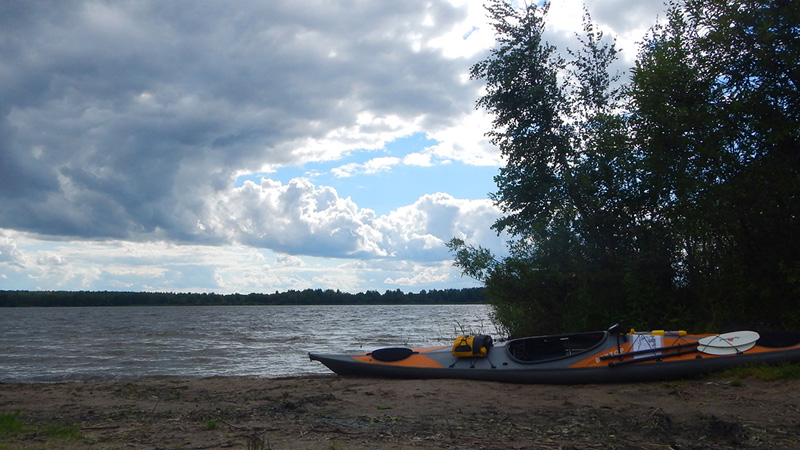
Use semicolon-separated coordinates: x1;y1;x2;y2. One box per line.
0;304;495;382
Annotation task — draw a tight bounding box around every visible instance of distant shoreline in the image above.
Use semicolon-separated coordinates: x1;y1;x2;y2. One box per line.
0;287;488;307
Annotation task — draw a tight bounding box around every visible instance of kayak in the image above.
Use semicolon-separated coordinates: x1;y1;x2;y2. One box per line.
309;325;800;384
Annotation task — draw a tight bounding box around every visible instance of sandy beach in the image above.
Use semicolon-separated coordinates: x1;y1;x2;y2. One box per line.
1;374;799;449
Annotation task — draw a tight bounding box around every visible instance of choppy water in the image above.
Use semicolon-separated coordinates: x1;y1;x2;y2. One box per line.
0;304;495;382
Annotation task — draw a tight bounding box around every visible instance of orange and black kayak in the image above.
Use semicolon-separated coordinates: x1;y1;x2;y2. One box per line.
309;325;800;384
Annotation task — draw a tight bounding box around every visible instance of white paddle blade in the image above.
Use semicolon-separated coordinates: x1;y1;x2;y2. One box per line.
699;341;757;355
698;331;760;355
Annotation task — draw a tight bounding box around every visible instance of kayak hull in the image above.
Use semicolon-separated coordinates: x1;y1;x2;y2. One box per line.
309;330;800;384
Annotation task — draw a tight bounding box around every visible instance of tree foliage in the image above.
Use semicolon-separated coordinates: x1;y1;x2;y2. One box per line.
452;0;800;336
629;0;800;328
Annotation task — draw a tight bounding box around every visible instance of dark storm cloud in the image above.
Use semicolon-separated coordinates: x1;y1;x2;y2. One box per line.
0;0;476;243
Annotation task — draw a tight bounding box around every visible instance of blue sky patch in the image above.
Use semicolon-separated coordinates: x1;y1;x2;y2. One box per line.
235;133;499;215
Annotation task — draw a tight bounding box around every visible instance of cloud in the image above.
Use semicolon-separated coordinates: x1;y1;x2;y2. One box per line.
35;253;65;266
208;178;504;261
427;109;499;166
212;178;383;257
0;0;487;244
331;157;402;178
0;232;24;265
276;254;304;268
403;152;436;167
376;192;505;260
545;0;667;76
0;0;664;244
0;226;488;293
0;0;667;293
384;261;458;286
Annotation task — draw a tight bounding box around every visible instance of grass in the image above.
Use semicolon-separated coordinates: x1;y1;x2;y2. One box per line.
0;412;23;435
204;417;220;430
44;423;81;439
718;362;800;381
1;411;84;447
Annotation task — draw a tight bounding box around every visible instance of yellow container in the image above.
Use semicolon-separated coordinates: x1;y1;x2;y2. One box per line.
452;335;492;357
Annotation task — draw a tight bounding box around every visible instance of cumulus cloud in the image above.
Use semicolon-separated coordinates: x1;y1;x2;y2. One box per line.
331;157;402;178
427;109;499;166
403;151;436;167
35;253;65;266
0;232;24;265
0;0;663;243
384;261;458;286
212;178;384;257
376;192;505;260
208;177;503;261
0;0;667;293
0;0;486;244
274;254;299;267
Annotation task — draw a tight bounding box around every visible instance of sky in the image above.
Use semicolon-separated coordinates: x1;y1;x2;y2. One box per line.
0;0;668;294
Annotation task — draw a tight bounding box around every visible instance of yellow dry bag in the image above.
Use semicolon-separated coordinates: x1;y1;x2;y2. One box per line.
452;335;493;357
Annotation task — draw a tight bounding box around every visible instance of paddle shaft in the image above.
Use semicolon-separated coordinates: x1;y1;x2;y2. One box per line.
600;342;699;361
608;347;699;367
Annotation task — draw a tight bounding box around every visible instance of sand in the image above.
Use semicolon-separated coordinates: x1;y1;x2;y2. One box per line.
1;374;799;449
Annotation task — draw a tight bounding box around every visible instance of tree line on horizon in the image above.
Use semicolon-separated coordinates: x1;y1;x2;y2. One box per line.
450;0;799;337
0;288;487;308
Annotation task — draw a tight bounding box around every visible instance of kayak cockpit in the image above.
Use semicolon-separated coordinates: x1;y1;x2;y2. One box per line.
507;331;608;363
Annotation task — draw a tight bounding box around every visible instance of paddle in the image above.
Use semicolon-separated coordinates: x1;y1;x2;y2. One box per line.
600;342;699;361
607;347;699;367
697;331;760;355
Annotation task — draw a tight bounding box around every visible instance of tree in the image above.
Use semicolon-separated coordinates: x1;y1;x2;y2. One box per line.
453;1;643;336
453;0;800;337
629;0;800;327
